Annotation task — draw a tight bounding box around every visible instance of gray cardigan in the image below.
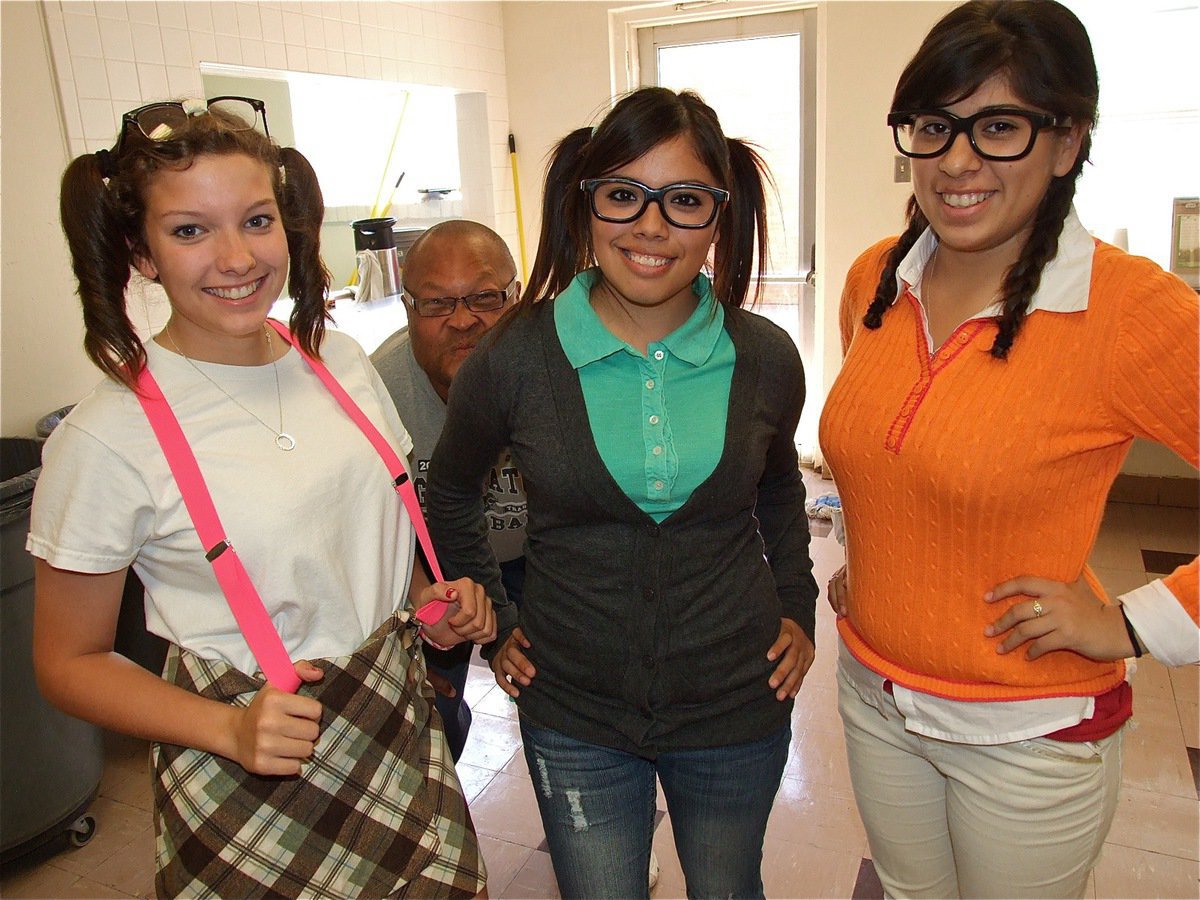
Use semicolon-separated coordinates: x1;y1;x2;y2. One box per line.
426;299;818;756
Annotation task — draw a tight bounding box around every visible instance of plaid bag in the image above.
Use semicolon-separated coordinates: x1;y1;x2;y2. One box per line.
152;614;487;899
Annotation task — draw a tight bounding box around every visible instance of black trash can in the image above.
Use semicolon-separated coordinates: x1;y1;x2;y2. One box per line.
0;437;103;862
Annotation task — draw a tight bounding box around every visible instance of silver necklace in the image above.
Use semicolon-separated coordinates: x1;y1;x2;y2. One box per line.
163;325;297;451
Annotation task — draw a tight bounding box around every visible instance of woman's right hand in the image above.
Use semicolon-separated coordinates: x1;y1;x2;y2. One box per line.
232;660;324;776
827;565;849;617
491;627;535;698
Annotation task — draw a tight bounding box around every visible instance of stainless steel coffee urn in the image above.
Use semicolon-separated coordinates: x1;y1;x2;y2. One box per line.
351;217;402;302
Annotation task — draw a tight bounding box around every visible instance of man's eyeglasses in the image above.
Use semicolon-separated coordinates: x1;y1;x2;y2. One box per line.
887;106;1072;162
581;177;729;229
114;96;269;153
402;277;518;318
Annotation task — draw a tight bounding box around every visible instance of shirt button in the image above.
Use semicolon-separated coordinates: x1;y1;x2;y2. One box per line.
645;379;655;390
643;656;654;668
649;414;660;425
652;445;663;456
643;587;656;602
653;350;665;361
654;480;664;491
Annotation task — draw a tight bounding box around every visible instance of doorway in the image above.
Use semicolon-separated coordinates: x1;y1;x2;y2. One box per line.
636;9;820;454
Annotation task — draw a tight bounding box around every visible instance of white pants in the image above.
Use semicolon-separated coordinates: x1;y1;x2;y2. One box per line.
837;664;1123;899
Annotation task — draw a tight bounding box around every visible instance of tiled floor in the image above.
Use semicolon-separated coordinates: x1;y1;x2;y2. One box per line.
2;473;1196;899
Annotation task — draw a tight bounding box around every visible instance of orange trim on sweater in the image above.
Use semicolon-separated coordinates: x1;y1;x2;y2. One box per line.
820;238;1199;701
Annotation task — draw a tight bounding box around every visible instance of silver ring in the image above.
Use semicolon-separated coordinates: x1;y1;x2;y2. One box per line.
1032;600;1044;618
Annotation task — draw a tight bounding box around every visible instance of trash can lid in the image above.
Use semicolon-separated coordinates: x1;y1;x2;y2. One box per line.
36;405;75;439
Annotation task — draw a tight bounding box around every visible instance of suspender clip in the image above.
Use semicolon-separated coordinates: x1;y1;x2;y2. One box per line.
205;539;232;562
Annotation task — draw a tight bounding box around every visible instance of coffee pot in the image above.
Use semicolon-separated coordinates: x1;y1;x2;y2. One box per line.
351;217;402;302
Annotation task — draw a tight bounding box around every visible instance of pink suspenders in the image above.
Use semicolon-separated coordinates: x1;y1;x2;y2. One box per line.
134;320;451;692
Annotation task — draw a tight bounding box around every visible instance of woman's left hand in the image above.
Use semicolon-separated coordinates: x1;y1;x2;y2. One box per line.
417;579;496;647
767;618;815;701
984;574;1136;661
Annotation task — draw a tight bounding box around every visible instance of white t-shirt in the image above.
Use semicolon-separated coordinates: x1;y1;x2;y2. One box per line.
28;331;416;676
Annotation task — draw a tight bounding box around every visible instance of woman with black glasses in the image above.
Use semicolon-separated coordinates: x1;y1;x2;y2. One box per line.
31;98;493;898
425;86;819;899
820;2;1198;896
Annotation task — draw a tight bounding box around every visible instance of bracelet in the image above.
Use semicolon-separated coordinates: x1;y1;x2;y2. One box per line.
1119;605;1144;659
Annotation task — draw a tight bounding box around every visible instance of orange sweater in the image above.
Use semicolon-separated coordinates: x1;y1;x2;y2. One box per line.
820;238;1199;701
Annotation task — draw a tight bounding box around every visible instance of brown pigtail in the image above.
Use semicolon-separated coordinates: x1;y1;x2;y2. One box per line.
523;127;594;307
278;146;331;359
59;153;145;387
717;138;771;309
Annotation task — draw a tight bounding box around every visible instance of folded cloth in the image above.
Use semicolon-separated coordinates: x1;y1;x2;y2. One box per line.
805;493;841;520
356;249;386;302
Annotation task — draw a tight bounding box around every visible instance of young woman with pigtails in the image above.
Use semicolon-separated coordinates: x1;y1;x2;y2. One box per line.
820;2;1198;896
32;98;493;898
425;86;820;899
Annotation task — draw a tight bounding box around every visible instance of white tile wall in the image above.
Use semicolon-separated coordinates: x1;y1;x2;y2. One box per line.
41;0;517;249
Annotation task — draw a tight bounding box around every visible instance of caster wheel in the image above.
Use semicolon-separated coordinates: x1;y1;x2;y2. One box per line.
68;815;96;848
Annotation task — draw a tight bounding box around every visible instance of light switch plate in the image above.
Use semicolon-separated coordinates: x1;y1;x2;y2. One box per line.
894;155;911;183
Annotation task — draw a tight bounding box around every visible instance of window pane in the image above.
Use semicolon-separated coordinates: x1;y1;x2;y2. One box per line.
288;73;460;210
657;34;803;277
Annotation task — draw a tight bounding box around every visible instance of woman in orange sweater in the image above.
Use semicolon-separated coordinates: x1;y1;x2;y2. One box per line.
819;2;1198;897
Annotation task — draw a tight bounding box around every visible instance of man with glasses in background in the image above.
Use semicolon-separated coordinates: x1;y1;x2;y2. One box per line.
372;219;528;763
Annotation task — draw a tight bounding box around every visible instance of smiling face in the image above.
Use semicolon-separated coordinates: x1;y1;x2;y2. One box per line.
912;72;1083;270
134;152;288;364
588;134;721;316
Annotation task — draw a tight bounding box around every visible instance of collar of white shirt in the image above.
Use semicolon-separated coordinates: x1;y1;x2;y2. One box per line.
893;205;1096;316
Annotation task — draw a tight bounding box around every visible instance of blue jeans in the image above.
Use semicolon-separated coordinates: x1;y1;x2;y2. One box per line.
520;719;790;899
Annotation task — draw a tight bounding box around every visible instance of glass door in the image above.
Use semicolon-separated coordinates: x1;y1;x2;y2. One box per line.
638;9;820;453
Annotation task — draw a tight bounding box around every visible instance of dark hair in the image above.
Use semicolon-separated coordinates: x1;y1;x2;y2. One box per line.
59;106;330;387
524;87;772;309
863;0;1098;358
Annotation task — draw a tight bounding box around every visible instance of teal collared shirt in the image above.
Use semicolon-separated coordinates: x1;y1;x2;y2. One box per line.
555;269;734;522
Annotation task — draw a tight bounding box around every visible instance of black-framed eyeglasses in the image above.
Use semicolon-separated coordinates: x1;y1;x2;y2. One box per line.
402;277;518;318
114;96;269;154
581;177;729;229
887;106;1072;162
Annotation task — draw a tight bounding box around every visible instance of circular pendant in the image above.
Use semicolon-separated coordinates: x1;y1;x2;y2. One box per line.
275;432;297;451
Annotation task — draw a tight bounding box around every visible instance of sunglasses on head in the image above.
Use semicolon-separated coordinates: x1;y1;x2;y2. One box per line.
96;96;269;178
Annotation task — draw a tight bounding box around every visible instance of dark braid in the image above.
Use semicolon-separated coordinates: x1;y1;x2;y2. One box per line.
864;196;928;330
989;172;1075;358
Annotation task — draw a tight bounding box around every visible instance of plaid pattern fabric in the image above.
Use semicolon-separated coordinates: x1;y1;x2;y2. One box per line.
153;615;486;898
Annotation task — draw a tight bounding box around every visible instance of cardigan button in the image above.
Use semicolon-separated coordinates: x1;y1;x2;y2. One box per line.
643;587;656;602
